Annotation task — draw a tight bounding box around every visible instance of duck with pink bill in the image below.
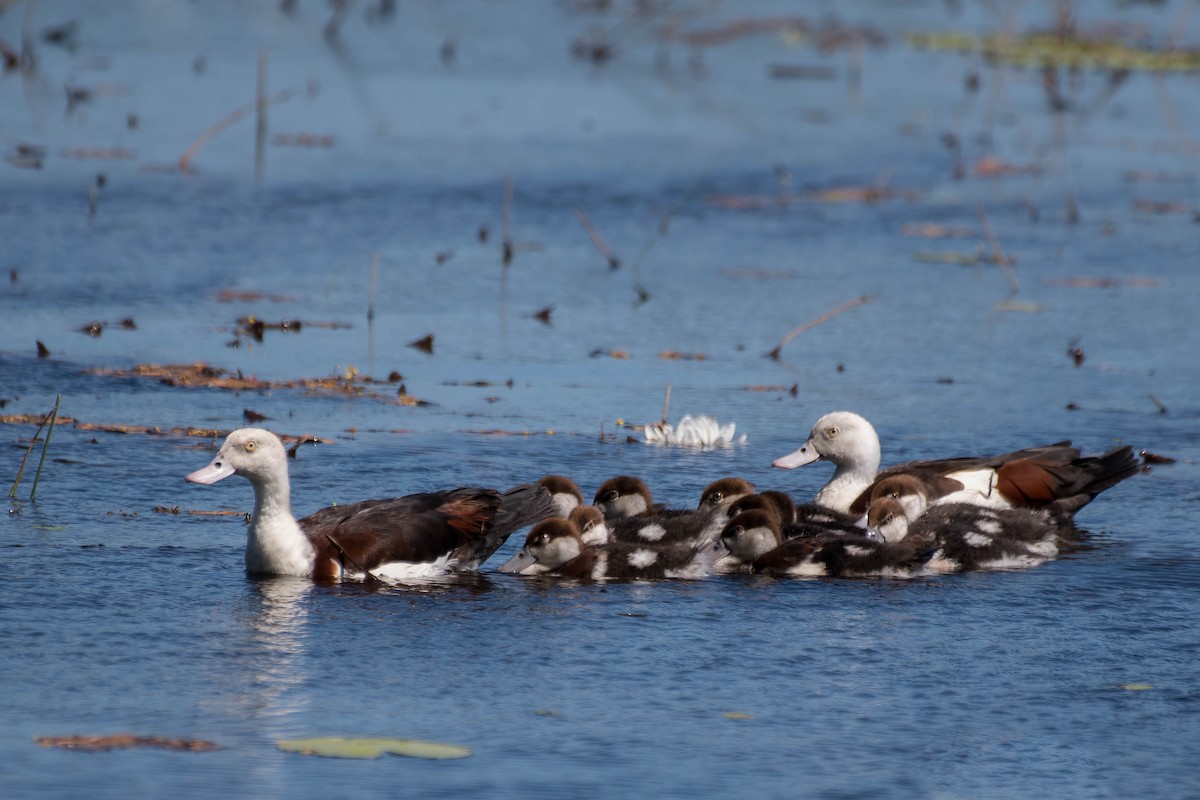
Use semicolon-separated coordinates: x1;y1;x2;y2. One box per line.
185;428;555;583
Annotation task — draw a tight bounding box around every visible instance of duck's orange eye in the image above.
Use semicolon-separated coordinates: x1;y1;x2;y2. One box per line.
245;441;257;452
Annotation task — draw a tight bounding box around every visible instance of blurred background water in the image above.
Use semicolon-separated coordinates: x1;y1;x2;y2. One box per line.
2;1;1198;797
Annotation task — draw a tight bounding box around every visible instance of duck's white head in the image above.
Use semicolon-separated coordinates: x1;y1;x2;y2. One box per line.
773;411;880;472
186;428;289;487
498;518;584;574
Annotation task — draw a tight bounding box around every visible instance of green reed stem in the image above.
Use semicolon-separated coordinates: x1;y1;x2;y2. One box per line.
29;394;61;500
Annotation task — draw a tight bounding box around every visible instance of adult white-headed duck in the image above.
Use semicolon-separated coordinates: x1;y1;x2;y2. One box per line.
498;517;716;580
185;428;555;583
773;411;1139;517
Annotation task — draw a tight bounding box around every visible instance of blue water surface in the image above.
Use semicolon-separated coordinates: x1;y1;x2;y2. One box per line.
2;1;1199;798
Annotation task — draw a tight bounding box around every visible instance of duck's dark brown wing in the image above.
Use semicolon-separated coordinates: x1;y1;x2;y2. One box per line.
455;483;556;570
301;488;504;579
846;442;1081;515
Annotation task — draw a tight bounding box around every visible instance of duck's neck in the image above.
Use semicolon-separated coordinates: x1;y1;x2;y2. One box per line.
815;446;880;513
246;468;315;577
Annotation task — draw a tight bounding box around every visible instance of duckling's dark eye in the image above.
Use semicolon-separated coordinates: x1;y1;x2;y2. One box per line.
604;490;618;502
244;441;257;452
882;513;894;526
709;492;723;504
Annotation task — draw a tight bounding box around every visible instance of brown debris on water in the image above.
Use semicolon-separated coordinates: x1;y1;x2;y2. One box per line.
973;156;1043;179
1067;339;1085;367
409;334;435;354
216;289;294;303
243;409;269;423
658;351;705;361
590;348;630;359
81;322;103;337
83;363;395;402
271;133;335;148
533;306;553;325
36;341;50;358
35;734;219;752
0;414;76;426
901;223;977;239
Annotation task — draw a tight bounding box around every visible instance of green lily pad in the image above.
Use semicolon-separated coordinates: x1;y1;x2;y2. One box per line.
277;737;471;760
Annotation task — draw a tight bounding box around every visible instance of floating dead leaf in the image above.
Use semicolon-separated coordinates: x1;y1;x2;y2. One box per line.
533;306;553;325
912;251;979;265
409;334;435;354
589;348;630;359
1133;199;1191;214
768;63;836;80
995;300;1046;313
58;147;136;161
908;31;1200;72
35;734;219;752
243;409;269;423
0;414;76;426
435;250;454;265
1042;277;1163;288
745;385;791;392
215;289;294;303
271;133;335;148
1118;683;1154;691
722;712;753;720
277;737;470;760
973;156;1042;178
658;351;706;361
901;223;977;239
36;341;51;358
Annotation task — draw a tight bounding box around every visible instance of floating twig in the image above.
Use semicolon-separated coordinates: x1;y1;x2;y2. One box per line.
974;202;1019;296
767;295;875;360
178;87;299;172
29;393;61;500
572;207;620;269
501;174;514;265
255;51;267;182
661;383;671;426
1148;393;1168;414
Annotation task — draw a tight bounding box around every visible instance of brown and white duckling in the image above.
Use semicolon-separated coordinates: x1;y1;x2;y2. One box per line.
538;474;585;518
866;496;1073;573
773;411;1139;517
716;510;929;578
594;475;658;518
571;501;724;550
726;492;863;540
498;517;718;580
697;477;757;512
185;428;555;583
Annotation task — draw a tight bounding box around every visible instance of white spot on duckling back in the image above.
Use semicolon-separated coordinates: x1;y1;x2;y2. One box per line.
637;524;667;542
628;549;659;569
976;518;1002;536
963;531;993;548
